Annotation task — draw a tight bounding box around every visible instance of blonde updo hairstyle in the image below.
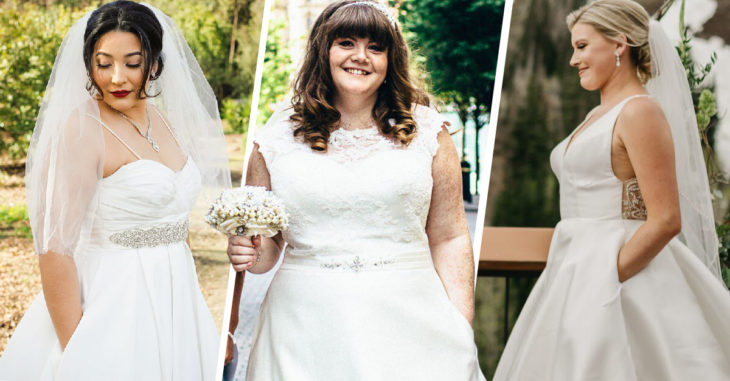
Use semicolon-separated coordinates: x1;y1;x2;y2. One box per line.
567;0;652;82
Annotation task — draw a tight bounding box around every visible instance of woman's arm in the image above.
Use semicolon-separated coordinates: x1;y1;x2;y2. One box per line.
225;144;286;361
38;251;82;350
226;144;285;274
613;98;682;282
425;127;475;325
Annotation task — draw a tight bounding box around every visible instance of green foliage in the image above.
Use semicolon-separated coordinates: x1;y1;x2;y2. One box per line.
257;17;293;125
222;98;250;134
401;0;505;190
0;4;89;159
0;203;32;239
401;0;504;114
673;0;729;288
155;0;261;103
696;89;717;133
676;0;716;91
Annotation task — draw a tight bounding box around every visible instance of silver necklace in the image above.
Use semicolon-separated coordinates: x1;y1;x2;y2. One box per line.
116;107;160;152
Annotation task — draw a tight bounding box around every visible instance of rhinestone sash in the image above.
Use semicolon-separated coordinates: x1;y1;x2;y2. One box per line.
281;249;433;272
109;220;189;249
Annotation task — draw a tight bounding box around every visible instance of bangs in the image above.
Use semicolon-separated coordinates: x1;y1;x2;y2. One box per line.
325;3;393;47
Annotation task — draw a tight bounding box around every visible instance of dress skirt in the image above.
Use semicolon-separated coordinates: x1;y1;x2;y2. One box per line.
494;218;730;381
0;242;219;381
246;251;484;381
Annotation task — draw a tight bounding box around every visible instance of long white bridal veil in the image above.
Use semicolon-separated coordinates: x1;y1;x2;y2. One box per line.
144;3;232;200
645;20;721;280
26;3;231;259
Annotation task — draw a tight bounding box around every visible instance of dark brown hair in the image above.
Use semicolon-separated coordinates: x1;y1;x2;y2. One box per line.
290;0;430;151
84;1;164;99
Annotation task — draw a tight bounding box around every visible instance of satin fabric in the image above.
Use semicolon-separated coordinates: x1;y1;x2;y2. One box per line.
0;159;219;381
494;96;730;380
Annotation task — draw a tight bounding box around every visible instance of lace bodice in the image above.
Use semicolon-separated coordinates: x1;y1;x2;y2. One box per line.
550;95;650;220
255;104;445;262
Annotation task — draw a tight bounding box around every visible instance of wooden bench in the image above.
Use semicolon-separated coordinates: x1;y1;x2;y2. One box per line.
479;226;553;276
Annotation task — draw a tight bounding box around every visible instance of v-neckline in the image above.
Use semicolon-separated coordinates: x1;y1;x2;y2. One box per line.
562;95;645;158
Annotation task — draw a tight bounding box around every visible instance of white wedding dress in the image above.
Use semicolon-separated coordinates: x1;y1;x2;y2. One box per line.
0;123;219;380
493;95;730;380
244;104;484;380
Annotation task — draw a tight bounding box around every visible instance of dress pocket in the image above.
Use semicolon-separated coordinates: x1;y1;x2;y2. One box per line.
431;269;474;337
58;311;89;358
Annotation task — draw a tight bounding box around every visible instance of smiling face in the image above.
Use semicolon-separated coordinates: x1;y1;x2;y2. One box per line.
329;36;388;104
91;31;150;112
569;22;621;91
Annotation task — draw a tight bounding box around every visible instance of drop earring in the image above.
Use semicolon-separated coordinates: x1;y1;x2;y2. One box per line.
615;52;621;67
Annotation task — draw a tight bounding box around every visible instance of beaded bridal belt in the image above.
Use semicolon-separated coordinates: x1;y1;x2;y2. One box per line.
108;220;189;249
281;250;433;272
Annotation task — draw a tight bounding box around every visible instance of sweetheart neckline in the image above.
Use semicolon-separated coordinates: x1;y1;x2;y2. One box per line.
101;156;192;181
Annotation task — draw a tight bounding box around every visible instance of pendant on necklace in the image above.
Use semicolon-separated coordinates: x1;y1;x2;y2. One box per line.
147;136;160;152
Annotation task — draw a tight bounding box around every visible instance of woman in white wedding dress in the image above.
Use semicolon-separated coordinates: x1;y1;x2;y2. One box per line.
494;1;730;380
226;1;484;380
0;2;230;380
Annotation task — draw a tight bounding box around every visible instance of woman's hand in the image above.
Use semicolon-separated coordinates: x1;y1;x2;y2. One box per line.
39;251;83;350
227;235;261;272
617;248;633;283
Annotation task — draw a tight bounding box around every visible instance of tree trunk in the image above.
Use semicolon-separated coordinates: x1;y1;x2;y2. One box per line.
228;0;239;70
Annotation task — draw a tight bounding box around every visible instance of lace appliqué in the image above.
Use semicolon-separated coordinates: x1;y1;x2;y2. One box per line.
326;127;401;163
109;220;188;248
622;178;647;220
320;255;396;272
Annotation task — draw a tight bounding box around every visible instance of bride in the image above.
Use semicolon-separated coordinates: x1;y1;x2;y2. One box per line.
0;1;230;380
494;0;730;379
226;1;484;379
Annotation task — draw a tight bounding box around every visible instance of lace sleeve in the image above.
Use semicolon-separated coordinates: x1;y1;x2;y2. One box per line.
411;104;448;157
253;108;297;166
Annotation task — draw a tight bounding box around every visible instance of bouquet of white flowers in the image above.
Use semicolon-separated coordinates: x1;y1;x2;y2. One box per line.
205;186;288;237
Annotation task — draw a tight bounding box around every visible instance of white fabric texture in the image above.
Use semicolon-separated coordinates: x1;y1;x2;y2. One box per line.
0;3;228;380
0;160;219;381
242;104;485;380
493;96;730;381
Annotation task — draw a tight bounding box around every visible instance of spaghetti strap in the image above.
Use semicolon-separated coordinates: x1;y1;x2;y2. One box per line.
621;93;650;104
87;114;143;160
150;107;183;148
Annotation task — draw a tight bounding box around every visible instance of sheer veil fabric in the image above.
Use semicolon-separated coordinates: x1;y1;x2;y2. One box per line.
644;20;720;279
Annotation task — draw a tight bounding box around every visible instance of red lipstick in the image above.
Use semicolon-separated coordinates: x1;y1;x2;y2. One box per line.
111;90;131;98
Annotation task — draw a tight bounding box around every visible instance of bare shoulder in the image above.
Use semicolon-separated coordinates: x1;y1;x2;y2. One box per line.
616;96;670;140
618;96;667;128
433;125;459;171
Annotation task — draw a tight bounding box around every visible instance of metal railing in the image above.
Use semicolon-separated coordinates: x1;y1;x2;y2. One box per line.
478;227;553;343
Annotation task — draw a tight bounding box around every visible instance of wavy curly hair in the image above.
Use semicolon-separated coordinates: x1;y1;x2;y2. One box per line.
290;0;431;151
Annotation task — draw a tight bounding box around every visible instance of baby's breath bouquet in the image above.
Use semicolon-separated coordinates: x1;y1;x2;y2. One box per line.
205;186;288;237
